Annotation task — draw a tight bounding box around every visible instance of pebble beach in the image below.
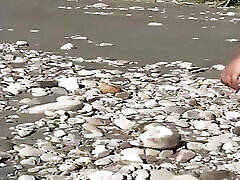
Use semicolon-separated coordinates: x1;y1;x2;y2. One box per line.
0;41;240;180
1;0;240;180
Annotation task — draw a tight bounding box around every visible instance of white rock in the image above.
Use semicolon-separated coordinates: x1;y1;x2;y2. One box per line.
150;169;174;180
89;170;113;180
27;97;82;114
16;123;36;137
3;83;26;95
20;157;37;166
120;148;143;162
224;161;240;172
90;3;109;8
144;99;158;108
133;169;149;180
121;108;137;116
60;43;75;50
193;120;212;130
94;156;112;166
225;111;240;120
30;88;48;97
92;145;109;158
58;77;79;92
40;153;62;162
114;115;135;130
53;130;66;137
18;175;35;180
212;64;225;70
18;146;44;157
16;40;29;47
138;125;180;149
175;150;195;163
148;22;163;26
171;175;198;180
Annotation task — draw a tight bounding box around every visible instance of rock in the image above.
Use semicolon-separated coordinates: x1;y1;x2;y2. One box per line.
27;96;83;114
171;175;198;180
18;175;35;180
175;149;196;163
40;153;62;162
225;111;240;120
94;156;112;166
144;99;158;108
92;145;110;158
53;130;66;138
121;108;137;116
193;120;212;130
88;170;113;180
20;157;37;166
138;125;180;149
182;109;216;120
223;161;240;172
16;40;29;47
232;126;240;136
133;169;149;179
114;115;135;130
60;43;75;50
18;146;44;157
121;148;144;162
150;169;174;180
3;83;26;95
58;162;81;172
30;88;48;97
98;82;121;94
148;22;163;26
200;170;238;180
16;123;36;137
58;77;79;92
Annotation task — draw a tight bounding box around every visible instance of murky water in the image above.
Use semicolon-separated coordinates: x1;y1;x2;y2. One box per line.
0;0;240;67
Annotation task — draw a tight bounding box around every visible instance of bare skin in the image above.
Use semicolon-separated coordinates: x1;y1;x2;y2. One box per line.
221;54;240;91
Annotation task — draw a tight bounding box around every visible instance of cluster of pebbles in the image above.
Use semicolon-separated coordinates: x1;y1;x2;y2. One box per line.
1;41;240;180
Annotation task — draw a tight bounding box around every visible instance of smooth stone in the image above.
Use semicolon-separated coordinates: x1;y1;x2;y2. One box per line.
18;175;35;180
182;109;216;120
121;148;144;162
98;82;121;94
27;97;83;114
94;156;112;166
60;43;75;50
150;169;174;180
121;108;137;116
171;175;198;180
30;88;48;97
18;146;44;157
16;123;36;137
92;145;110;158
16;40;29;47
133;169;149;179
88;170;113;180
114;116;135;130
187;142;204;151
40;153;62;162
3;83;26;95
193;120;212;130
138;125;180;149
144;99;158;108
20;157;37;166
53;130;66;138
175;149;196;163
225;111;240;120
58;77;79;92
200;170;238;180
58;162;80;172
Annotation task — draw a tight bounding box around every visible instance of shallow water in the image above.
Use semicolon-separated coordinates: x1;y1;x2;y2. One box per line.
0;0;240;67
